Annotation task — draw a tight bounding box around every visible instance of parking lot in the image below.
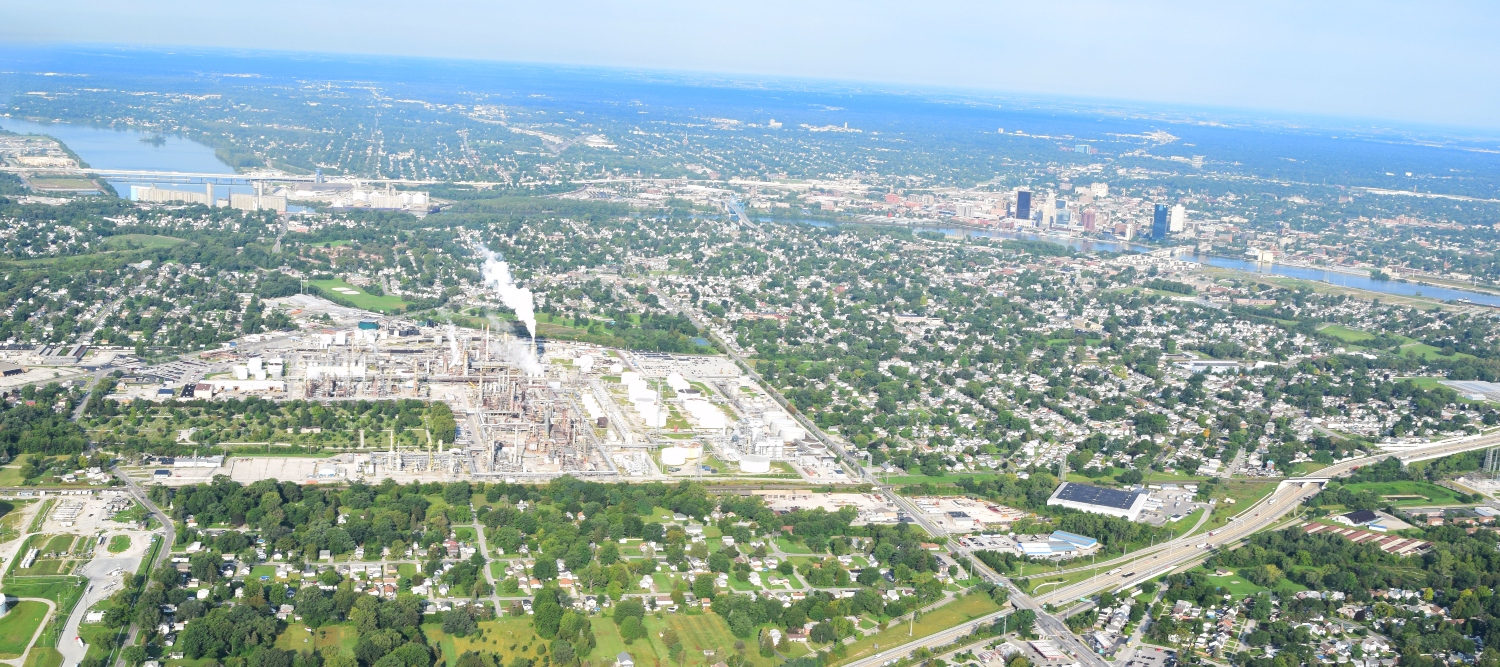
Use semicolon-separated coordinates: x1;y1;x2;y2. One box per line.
1137;488;1209;527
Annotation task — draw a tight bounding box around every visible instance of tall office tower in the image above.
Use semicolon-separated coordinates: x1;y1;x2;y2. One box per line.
1169;204;1186;233
1152;204;1169;240
1015;190;1031;220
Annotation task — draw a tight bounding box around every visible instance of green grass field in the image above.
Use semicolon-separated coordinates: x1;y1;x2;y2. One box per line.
22;647;60;667
835;593;1002;666
1318;324;1379;343
1401;343;1476;362
100;234;187;251
888;472;1004;486
1340;481;1464;506
26;502;53;534
2;577;84;649
106;536;130;554
0;601;50;658
40;536;73;555
26;177;97;191
310;279;408;313
276;623;358;655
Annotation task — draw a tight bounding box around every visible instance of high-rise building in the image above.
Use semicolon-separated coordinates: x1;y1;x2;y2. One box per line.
1169;204;1186;233
1090;183;1109;197
1015;190;1031;220
1151;204;1169;240
1080;210;1097;231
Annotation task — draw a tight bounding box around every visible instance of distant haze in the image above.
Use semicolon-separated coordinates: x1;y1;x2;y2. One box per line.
4;1;1499;130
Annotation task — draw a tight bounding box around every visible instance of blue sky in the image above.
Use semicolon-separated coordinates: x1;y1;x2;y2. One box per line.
5;0;1500;130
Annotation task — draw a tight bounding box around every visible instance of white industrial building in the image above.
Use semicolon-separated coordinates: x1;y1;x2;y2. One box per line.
1047;482;1150;522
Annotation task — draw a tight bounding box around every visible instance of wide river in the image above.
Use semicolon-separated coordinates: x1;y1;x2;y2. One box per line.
0;116;258;197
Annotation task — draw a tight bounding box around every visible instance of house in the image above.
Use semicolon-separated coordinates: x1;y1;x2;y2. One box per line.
616;653;635;667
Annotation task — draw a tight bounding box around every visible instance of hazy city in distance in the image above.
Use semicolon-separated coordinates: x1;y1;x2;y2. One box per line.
1;7;1500;667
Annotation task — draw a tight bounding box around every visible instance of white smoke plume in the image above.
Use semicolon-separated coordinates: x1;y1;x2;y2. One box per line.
479;245;536;339
492;336;543;377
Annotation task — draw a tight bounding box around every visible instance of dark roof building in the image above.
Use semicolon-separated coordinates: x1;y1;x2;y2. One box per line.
1338;509;1380;527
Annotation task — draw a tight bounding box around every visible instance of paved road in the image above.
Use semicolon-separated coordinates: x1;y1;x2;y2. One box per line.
1036;481;1322;607
109;468;176;667
469;504;505;616
58;533;155;667
840;609;1009;667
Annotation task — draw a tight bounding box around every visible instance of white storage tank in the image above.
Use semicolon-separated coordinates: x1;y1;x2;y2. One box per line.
662;447;688;466
740;455;771;474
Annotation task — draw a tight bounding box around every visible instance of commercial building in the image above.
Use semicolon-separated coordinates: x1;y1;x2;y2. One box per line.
130;184;214;206
1169;204;1186;233
1151;204;1170;240
1015;190;1032;221
1048;482;1150;521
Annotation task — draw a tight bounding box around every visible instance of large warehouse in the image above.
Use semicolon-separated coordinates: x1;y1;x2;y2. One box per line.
1047;482;1151;521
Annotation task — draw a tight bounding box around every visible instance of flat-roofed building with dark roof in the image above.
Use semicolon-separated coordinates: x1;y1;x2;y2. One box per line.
1047;482;1150;521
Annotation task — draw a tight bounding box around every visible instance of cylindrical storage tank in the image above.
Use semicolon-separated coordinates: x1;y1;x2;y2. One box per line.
621;371;641;384
576;355;594;373
662;447;688;466
741;455;771;474
680;444;703;460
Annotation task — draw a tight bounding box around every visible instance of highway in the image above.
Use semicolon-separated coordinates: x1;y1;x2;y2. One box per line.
1034;481;1322;606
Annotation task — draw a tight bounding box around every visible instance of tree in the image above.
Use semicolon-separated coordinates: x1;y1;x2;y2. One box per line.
442;481;471;506
692;574;715;600
443;609;477;636
122;646;147;667
614;597;645;625
1010;609;1037;639
619;616;647;643
533;589;564;638
551;640;575;666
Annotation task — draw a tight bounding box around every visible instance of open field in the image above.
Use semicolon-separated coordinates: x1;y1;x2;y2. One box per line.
106;535;130;553
2;577;86;649
309;279;408;313
0;601;50;658
1318;324;1378;343
276;622;358;656
26;177;97;191
835;593;1002;666
1340;481;1464;506
100;234;188;251
21;647;60;667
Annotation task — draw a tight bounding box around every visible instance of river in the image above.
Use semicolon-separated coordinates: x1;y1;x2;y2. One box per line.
913;224;1500;307
0;116;260;198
